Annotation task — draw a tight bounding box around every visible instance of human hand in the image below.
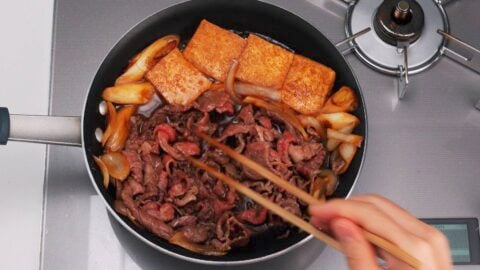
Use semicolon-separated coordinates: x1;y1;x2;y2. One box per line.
309;194;452;270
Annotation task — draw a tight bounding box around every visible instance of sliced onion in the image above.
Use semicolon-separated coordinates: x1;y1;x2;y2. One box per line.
169;232;227;256
138;93;163;117
310;178;326;202
102;82;154;105
321;86;358;113
318;170;339;196
316;112;359;130
326;128;363;148
99;152;130;180
105;106;137;152
339;143;357;165
101;102;117;146
331;143;357;175
234;82;281;102
297;115;325;138
93;156;110;189
326;124;355;151
243;96;308;139
115;35;180;85
209;82;225;91
225;60;242;104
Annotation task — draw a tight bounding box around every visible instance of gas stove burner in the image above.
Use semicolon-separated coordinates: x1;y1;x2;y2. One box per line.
342;0;480;101
374;0;424;46
345;0;448;75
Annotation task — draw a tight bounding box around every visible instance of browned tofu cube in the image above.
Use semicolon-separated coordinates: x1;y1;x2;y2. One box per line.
146;48;212;106
236;34;294;89
281;54;336;115
183;20;246;82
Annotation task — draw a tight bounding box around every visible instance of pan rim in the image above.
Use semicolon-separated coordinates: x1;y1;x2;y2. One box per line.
80;0;368;265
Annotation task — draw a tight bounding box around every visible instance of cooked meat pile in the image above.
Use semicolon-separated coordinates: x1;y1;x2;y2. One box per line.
113;90;327;252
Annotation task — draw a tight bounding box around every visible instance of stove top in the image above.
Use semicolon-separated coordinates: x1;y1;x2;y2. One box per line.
42;0;480;269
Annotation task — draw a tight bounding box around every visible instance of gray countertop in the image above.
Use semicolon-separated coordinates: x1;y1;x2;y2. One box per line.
32;0;480;269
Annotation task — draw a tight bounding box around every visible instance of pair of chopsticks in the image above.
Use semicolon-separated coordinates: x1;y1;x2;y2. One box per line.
190;131;421;269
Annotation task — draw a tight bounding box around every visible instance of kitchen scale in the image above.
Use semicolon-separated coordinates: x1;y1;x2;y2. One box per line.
41;0;480;269
422;218;479;265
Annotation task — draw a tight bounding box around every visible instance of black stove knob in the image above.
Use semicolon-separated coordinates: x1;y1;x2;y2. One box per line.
374;0;424;46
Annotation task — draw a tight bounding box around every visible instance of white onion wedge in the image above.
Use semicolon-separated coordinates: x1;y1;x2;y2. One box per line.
234;82;281;102
331;143;357;175
297;115;325;138
318;170;338;196
100;152;131;180
93;156;110;189
101;102;117;146
321;86;358;113
326;128;363;148
326;124;356;151
225;60;242;104
102;82;154;105
105;106;137;152
243;96;308;139
115;35;180;85
316;112;359;130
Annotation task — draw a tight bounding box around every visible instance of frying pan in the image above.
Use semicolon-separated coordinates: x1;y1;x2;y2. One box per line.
0;0;367;265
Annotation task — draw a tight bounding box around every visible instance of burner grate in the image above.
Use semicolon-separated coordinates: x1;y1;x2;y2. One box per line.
336;0;480;102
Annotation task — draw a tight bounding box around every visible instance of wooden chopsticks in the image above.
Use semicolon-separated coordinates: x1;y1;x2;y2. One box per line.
189;158;342;251
193;131;421;269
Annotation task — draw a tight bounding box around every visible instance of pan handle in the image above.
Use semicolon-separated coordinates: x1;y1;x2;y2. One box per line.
0;107;82;147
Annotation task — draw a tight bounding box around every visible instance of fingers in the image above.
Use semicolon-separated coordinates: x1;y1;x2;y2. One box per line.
351;195;452;268
351;195;431;239
330;218;381;270
309;199;422;254
310;195;453;270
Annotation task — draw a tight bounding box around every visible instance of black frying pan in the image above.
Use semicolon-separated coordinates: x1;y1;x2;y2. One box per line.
0;0;367;265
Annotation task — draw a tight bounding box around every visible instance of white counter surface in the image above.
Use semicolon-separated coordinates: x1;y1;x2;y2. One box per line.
0;1;53;269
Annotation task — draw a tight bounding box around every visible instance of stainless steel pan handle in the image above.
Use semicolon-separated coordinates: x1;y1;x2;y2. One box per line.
0;107;82;147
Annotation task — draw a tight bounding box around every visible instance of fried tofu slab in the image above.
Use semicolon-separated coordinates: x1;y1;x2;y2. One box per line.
146;48;212;106
281;55;336;115
183;20;246;82
236;34;294;89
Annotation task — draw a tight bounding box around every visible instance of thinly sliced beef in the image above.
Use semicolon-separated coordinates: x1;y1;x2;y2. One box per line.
277;132;296;166
174;186;198;206
218;123;255;141
170;215;197;228
278;198;301;217
238;105;255;124
146;203;175;222
183;224;213;243
243;142;271;180
216;212;251;248
195;90;232;113
123;150;143;182
257;116;272;129
113;89;339;254
168;183;186;198
295;146;326;180
154;123;176;142
174;142;200;156
237;207;268;225
288;142;323;163
137;210;174;239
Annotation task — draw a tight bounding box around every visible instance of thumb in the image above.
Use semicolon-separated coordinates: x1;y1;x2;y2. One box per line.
331;218;381;270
